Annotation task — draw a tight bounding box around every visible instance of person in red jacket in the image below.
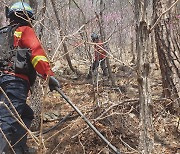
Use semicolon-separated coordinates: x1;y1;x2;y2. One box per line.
0;2;60;153
87;33;108;79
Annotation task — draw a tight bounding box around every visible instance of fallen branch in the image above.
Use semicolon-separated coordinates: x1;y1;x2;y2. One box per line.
119;135;138;152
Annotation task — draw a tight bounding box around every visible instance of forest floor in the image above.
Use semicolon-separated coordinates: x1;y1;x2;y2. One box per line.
28;61;180;154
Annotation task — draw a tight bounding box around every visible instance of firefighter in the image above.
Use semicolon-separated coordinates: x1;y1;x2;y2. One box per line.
87;33;108;79
0;2;60;154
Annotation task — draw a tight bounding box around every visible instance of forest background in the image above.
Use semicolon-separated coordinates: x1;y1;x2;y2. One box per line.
0;0;179;154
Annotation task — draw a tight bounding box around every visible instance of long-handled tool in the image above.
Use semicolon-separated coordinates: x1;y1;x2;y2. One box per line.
55;87;120;154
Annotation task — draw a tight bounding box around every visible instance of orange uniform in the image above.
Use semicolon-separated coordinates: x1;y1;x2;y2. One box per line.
13;25;54;79
94;40;106;60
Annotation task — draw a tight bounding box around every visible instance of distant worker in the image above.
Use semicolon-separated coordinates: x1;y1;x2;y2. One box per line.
0;2;60;154
87;33;108;79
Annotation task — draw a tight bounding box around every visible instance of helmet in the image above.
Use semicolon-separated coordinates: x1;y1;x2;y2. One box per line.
91;33;99;41
7;2;33;18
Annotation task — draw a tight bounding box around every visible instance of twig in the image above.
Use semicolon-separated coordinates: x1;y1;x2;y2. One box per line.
45;122;73;142
51;24;85;61
150;0;179;32
50;123;74;154
12;132;27;147
97;145;109;154
177;117;180;131
71;99;138;139
119;135;138;152
71;125;89;139
86;41;135;70
0;87;39;145
97;99;138;120
38;78;48;153
73;97;170;139
96;106;134;121
78;136;86;154
0;127;16;154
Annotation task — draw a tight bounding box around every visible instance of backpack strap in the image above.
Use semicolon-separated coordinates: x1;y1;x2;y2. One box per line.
0;26;9;34
0;24;20;70
7;24;21;49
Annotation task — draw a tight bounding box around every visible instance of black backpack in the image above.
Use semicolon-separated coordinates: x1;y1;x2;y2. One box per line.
0;24;37;86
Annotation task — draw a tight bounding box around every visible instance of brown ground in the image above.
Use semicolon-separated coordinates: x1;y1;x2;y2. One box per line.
28;63;180;154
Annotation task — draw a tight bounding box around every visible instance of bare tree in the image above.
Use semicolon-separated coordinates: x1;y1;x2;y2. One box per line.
50;0;80;75
153;0;180;114
134;0;154;153
97;0;116;86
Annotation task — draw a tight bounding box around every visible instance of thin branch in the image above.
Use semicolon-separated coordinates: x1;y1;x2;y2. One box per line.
51;24;85;61
96;106;134;121
78;136;86;154
119;135;138;152
0;127;16;154
38;78;48;153
150;0;179;32
0;87;39;145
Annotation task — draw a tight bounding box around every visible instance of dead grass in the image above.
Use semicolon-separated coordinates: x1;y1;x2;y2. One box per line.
28;62;180;154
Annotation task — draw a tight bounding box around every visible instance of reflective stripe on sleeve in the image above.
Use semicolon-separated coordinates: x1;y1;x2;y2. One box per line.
14;31;22;38
32;56;49;67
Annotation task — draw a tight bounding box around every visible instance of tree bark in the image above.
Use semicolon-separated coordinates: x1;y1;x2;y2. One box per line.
153;0;180;114
0;2;8;27
134;0;154;153
50;0;79;75
98;0;116;86
71;0;92;61
29;0;38;12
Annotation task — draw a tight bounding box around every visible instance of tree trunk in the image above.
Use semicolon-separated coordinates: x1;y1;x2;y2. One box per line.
0;2;8;27
134;0;154;153
98;0;116;86
153;0;180;114
28;0;43;131
71;0;92;61
50;0;79;75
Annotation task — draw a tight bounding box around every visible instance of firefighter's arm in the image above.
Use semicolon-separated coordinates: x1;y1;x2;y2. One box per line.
19;26;54;78
20;26;61;90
